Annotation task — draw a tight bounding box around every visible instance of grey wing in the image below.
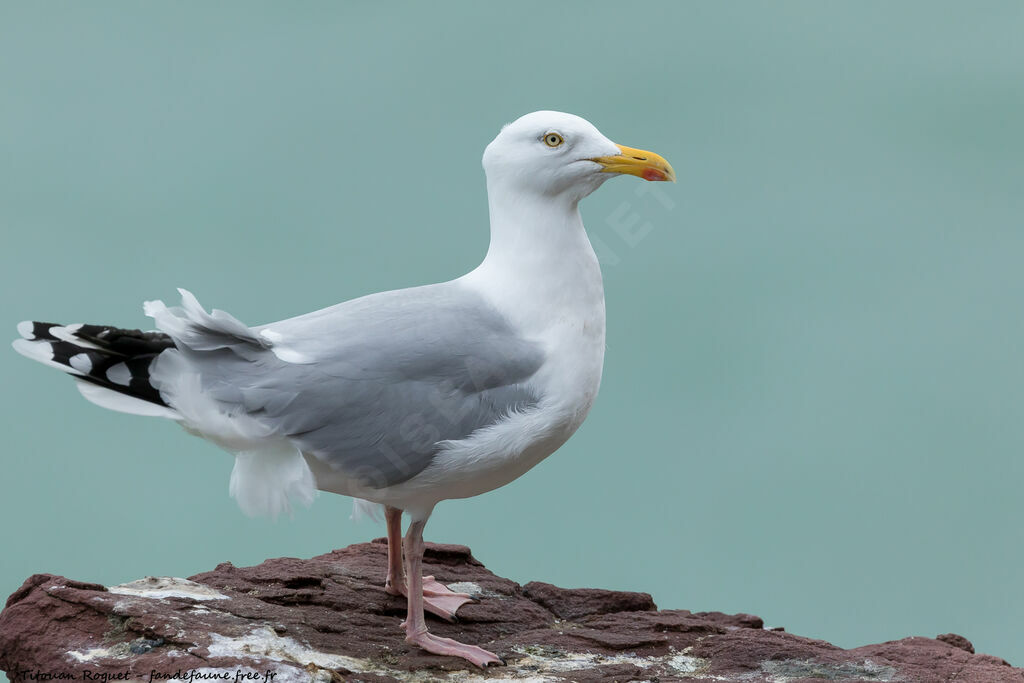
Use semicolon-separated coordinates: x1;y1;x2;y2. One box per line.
153;285;544;489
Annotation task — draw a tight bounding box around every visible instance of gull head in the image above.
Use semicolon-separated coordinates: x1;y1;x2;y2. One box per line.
483;110;675;200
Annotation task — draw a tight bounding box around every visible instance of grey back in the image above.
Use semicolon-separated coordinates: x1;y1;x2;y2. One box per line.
166;283;544;489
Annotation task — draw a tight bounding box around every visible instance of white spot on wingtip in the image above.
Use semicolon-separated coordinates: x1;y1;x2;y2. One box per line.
17;321;33;339
51;324;104;350
69;353;92;374
107;363;131;386
49;326;77;343
13;338;81;375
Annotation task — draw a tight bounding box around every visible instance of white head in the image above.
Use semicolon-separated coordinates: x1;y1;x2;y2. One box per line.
482;111;675;201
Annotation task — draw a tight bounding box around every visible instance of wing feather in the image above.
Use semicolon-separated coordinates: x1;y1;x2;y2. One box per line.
147;285;544;489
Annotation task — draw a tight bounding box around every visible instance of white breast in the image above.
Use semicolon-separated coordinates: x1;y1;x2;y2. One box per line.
371;202;608;515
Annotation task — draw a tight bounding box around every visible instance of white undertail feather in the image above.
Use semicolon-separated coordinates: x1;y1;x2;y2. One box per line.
351;498;384;522
229;448;318;519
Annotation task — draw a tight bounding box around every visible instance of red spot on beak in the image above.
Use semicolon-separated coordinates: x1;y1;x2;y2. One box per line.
642;168;667;182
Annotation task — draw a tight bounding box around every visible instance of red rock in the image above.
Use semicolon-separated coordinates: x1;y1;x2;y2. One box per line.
521;581;656;619
0;541;1020;682
937;632;975;653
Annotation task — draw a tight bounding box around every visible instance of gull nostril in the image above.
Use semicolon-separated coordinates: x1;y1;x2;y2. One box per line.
632;156;647;161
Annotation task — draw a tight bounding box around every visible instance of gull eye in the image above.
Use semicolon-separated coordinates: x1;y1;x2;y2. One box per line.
543;132;564;148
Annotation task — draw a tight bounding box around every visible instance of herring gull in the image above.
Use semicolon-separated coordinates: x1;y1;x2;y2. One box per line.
12;110;675;667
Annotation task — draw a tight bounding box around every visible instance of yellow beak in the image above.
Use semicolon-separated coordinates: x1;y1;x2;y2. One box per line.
589;144;676;182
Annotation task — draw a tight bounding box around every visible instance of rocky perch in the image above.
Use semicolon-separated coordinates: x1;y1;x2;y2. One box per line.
1;541;1020;682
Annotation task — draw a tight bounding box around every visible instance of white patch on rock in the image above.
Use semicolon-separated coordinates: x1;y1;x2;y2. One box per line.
664;650;722;678
111;599;134;614
207;627;368;670
67;643;132;663
445;581;510;600
667;653;707;674
67;647;113;663
510;647;657;674
446;581;482;595
499;647;725;682
108;576;228;601
445;581;505;600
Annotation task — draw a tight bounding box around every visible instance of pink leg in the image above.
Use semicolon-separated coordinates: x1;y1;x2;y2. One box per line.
403;519;503;668
384;506;405;597
384;507;475;621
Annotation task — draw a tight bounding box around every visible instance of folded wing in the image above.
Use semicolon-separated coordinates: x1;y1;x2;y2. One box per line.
147;285;545;490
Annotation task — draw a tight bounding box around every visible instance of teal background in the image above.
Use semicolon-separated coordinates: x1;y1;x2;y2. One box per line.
2;0;1023;667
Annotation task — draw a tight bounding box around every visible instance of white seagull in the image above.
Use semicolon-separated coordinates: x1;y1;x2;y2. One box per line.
12;111;675;667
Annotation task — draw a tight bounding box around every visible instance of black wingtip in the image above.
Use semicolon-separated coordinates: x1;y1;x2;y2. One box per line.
17;321;62;342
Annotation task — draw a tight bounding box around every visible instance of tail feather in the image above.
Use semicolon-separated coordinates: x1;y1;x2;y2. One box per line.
13;321;180;419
